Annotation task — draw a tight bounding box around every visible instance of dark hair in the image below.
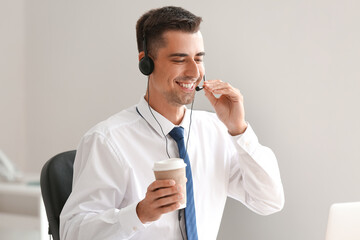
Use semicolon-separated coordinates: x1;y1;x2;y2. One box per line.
136;6;202;58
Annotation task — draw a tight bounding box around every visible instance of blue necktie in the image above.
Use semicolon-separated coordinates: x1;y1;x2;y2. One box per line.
169;127;198;240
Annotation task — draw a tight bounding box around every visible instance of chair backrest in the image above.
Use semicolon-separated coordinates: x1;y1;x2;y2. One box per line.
40;150;76;240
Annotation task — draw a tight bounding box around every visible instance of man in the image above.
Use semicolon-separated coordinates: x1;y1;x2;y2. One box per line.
60;6;284;240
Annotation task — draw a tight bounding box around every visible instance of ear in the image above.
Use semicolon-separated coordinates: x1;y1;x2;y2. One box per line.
138;51;145;61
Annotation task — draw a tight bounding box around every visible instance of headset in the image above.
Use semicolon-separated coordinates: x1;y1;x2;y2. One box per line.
139;36;205;91
138;36;154;76
138;34;204;240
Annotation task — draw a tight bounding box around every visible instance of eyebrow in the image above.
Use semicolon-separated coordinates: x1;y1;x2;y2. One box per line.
168;52;206;58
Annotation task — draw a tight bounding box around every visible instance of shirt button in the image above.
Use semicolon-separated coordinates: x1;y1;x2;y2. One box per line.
133;226;137;231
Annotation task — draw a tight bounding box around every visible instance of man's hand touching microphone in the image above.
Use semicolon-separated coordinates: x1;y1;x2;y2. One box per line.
136;180;183;224
203;79;248;136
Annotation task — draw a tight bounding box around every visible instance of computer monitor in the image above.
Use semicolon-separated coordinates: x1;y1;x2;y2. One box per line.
325;202;360;240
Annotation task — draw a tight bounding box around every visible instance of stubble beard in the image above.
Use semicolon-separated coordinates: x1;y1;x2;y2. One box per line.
166;90;195;107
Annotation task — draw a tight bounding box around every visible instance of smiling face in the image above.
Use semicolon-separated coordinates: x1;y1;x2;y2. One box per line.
145;30;205;111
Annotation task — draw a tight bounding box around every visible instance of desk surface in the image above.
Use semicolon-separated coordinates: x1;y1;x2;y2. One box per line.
0;173;47;240
0;213;40;240
0;174;40;196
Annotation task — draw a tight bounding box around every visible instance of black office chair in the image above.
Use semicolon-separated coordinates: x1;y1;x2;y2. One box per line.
40;150;76;240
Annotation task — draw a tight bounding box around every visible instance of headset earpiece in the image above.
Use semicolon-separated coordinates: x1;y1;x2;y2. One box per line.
139;37;154;76
139;56;154;76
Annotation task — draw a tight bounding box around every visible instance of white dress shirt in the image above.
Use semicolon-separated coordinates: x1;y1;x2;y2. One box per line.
60;97;284;240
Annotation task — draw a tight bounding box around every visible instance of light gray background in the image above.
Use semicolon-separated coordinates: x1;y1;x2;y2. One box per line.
1;0;360;239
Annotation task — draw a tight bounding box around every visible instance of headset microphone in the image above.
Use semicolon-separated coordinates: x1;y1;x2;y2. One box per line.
195;86;203;91
195;75;206;91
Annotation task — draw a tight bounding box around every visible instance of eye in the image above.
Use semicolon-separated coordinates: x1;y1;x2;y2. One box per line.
172;59;185;63
195;58;203;63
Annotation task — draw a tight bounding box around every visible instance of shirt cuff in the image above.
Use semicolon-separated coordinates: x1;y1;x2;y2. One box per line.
230;123;259;155
117;201;152;236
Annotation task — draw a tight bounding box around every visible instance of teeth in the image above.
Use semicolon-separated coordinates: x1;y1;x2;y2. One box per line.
179;82;194;89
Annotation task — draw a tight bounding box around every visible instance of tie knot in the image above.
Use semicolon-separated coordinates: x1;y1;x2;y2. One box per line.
169;127;185;142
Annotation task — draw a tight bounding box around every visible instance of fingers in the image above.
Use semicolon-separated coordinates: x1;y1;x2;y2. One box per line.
155;190;183;208
202;79;247;135
204;79;243;101
150;185;183;204
203;87;217;107
147;179;175;191
137;180;184;223
147;180;183;208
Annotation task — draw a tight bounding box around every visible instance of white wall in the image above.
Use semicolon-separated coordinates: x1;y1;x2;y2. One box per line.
1;0;360;239
0;0;27;170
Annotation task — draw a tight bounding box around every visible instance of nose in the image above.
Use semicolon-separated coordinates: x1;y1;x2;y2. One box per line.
184;59;200;79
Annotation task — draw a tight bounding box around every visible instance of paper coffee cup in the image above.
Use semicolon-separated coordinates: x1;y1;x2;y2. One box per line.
153;158;187;209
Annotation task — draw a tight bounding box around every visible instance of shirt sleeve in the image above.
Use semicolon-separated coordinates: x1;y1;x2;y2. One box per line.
227;123;285;215
60;132;150;240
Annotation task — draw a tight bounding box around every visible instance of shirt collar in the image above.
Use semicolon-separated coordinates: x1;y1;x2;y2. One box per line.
136;96;191;137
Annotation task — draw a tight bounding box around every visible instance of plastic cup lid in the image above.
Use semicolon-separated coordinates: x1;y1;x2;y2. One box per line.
153;158;187;171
